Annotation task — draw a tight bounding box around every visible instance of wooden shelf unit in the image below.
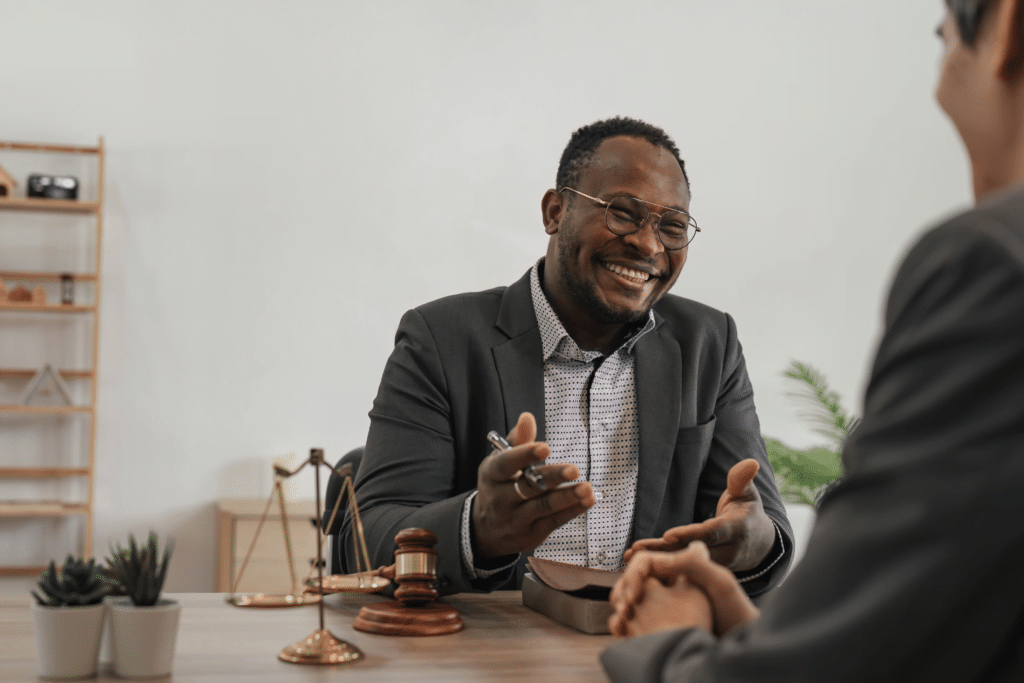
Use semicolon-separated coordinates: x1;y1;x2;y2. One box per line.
0;137;104;574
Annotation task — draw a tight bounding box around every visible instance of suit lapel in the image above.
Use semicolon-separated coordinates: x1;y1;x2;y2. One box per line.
492;271;546;441
631;317;682;541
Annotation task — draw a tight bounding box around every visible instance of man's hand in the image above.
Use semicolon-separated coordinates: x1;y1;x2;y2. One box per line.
472;412;596;560
624;459;775;571
609;542;760;638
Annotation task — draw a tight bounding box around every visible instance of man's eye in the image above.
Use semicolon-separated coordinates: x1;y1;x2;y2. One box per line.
660;220;688;236
610;207;641;222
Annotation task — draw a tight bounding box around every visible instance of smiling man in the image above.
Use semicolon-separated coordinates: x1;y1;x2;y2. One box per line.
342;117;793;595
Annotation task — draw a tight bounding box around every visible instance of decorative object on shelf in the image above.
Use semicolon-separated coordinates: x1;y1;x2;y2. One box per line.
19;363;74;406
277;448;365;666
60;274;74;304
0;163;14;196
104;531;180;679
27;174;78;200
31;555;113;679
764;360;854;507
7;284;31;302
2;282;46;304
353;528;464;637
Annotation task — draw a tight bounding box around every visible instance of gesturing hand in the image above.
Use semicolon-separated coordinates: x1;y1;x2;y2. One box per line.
609;541;760;638
472;412;596;560
624;459;775;571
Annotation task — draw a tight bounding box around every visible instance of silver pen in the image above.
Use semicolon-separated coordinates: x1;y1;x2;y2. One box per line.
486;430;546;491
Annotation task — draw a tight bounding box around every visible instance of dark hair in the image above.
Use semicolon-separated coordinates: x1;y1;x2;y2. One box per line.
946;0;994;46
556;116;690;194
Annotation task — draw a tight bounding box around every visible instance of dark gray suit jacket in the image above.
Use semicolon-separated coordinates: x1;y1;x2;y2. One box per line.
602;185;1024;682
344;269;793;595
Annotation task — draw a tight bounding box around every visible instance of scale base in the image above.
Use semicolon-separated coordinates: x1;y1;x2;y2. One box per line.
278;629;363;665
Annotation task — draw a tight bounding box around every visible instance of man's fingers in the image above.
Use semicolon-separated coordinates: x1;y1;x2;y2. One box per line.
726;458;760;498
480;442;551;483
507;412;537;447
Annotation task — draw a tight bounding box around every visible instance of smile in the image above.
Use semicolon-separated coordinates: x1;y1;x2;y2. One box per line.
602;262;652;284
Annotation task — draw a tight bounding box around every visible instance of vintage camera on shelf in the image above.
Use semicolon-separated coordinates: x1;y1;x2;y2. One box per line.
27;174;78;200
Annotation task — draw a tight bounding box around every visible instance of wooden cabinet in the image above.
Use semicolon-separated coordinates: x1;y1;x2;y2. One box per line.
215;498;321;594
0;139;104;575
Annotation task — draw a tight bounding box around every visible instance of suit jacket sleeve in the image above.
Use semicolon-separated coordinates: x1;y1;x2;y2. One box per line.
603;208;1024;681
699;313;792;595
341;307;513;594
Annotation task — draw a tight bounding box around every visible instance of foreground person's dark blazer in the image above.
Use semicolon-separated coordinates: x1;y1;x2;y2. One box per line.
342;266;793;595
602;185;1024;682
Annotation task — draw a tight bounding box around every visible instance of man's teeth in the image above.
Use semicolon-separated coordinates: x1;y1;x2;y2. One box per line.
603;263;650;283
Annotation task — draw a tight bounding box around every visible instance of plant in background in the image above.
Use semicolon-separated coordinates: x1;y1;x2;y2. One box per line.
765;360;858;506
32;555;113;607
105;531;174;607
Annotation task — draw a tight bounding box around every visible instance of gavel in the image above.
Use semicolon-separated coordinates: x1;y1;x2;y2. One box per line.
353;528;463;636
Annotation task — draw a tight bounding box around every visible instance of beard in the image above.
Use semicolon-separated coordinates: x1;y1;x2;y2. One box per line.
556;229;652;326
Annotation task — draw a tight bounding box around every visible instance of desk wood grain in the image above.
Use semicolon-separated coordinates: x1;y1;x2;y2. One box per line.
0;591;614;682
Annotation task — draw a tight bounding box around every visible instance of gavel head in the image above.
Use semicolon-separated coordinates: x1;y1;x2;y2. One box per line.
392;528;439;606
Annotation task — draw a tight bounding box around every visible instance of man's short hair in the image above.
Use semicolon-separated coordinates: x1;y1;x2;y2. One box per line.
556;116;690;194
946;0;994;46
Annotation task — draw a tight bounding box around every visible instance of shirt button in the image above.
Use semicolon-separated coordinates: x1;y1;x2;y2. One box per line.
596;551;607;563
594;491;605;502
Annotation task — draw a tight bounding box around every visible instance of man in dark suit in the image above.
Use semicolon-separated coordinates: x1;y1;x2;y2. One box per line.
343;117;794;595
602;1;1024;680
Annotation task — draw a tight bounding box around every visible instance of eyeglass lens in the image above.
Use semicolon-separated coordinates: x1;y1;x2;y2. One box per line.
605;196;696;249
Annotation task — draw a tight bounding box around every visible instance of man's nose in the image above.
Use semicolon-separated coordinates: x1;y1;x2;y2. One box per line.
621;216;665;256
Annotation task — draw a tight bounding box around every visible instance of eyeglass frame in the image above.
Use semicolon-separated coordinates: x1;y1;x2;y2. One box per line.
558;187;701;250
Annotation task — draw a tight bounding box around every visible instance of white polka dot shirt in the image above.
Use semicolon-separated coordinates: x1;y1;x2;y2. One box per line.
460;259;655;576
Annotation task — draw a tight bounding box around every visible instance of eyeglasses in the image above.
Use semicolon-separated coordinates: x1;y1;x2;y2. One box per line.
560;187;700;250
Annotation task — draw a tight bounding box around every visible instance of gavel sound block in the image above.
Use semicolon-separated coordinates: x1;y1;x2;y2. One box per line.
352;528;464;636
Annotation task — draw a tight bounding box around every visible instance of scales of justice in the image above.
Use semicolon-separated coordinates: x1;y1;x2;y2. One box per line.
226;448;463;666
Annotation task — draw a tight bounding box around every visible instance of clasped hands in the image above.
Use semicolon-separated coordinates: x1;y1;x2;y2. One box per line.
609;458;775;638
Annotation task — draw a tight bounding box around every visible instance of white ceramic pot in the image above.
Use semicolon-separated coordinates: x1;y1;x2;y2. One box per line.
32;602;106;679
107;597;181;678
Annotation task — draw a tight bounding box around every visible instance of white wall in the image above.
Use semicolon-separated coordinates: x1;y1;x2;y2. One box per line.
0;0;970;591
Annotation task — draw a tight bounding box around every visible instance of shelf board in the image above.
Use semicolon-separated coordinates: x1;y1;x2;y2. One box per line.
0;468;90;479
0;140;100;155
0;302;95;313
0;271;96;282
0;565;48;576
0;405;92;415
0;368;92;379
0;501;89;517
0;197;99;214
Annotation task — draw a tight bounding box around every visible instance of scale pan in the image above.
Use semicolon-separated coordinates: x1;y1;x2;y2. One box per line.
227;593;321;608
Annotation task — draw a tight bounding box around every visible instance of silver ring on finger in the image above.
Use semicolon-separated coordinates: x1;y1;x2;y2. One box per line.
513;478;530;501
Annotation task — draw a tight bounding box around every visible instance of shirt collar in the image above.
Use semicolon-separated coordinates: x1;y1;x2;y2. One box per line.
529;258;656;362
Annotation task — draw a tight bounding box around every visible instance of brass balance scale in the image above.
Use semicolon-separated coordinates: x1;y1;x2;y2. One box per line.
226;448;461;666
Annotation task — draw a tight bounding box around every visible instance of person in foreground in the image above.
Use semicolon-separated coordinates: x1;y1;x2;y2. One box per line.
602;0;1024;680
342;117;794;595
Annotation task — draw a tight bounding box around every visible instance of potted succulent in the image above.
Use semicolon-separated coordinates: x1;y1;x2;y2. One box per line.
32;555;113;679
104;531;178;678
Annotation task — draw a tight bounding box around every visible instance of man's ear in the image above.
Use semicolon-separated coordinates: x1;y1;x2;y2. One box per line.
541;189;564;235
995;0;1024;80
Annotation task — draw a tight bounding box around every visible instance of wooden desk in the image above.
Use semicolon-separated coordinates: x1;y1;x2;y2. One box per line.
0;592;614;682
